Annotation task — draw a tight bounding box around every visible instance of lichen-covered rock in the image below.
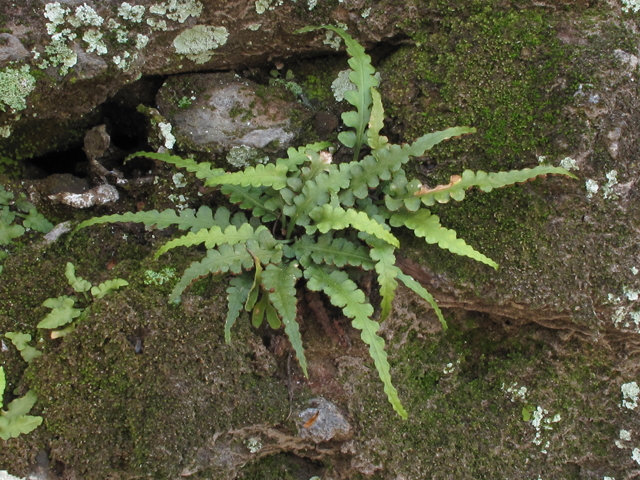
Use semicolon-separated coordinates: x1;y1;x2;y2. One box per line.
0;0;409;161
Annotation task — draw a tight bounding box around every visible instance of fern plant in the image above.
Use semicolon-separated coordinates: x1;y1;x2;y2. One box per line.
76;26;575;418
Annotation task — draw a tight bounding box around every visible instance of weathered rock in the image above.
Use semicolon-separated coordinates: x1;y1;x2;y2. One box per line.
156;72;300;155
0;0;409;160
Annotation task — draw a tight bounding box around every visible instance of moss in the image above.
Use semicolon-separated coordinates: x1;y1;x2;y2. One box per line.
336;308;628;478
382;3;571;170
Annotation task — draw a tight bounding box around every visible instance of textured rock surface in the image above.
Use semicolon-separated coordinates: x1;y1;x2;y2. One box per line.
0;0;408;160
156;72;300;154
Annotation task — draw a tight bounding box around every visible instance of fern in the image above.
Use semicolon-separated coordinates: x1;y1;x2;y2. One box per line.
0;373;43;441
77;26;575;419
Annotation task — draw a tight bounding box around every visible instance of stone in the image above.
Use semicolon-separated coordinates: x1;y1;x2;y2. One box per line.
156;72;301;154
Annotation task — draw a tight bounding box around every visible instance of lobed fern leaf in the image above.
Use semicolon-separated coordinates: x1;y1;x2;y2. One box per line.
37;295;82;329
416;166;578;206
225;273;253;342
390;210;498;269
396;272;447;330
297;26;378;158
261;263;306;376
285;166;352;230
76;206;215;233
277;142;332;171
286;233;375;270
304;265;407;419
65;262;91;293
127;151;223;180
91;279;129;299
221;185;278;220
205;163;289;190
155;223;265;258
0;390;43;440
309;204;399;248
169;244;254;303
5;332;41;362
367;237;401;322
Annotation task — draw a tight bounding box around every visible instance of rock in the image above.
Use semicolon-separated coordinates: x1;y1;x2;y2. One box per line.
48;184;119;208
0;0;408;161
156;72;301;155
0;34;29;63
298;397;351;443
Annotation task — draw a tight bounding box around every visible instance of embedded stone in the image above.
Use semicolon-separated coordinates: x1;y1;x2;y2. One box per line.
156;72;301;154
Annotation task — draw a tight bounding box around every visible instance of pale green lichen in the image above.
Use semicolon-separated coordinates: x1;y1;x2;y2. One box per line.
623;0;640;13
159;122;176;149
69;3;104;28
559;156;579;171
0;126;10;138
331;69;356;101
585;178;599;199
248;23;262;31
622;382;639;409
0;66;37;112
44;2;68;25
83;29;108;55
136;34;149;49
226;145;268;168
255;0;272;14
118;2;145;23
173;25;228;64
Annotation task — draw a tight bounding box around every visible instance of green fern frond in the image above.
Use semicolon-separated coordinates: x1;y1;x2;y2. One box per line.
277;142;332;171
221;185;278;221
261;263;306;376
205;163;289;190
396;272;446;330
127;151;223;180
91;279;129;299
287;233;375;270
286;167;352;230
304;265;407;419
169;244;254;303
225;273;253;342
309;204;399;248
65;262;91;293
367;237;400;321
390;210;498;269
76;207;215;233
155;223;266;258
0;390;43;440
298;26;378;159
417;166;578;206
37;296;82;329
406;126;476;158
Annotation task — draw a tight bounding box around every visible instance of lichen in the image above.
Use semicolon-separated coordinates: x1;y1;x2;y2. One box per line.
82;29;107;55
158;122;175;149
118;2;145;23
173;25;229;64
0;66;36;112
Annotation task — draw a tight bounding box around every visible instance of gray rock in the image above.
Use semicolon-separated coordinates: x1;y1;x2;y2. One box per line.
0;34;29;63
298;397;351;443
156;72;300;154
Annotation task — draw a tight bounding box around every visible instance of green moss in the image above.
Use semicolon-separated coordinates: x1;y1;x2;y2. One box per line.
382;3;569;170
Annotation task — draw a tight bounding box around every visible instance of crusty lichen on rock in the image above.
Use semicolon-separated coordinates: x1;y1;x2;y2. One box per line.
173;25;229;64
0;65;36;112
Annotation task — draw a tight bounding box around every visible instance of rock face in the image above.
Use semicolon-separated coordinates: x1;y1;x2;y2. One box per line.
0;0;407;160
2;1;640;480
156;72;300;154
